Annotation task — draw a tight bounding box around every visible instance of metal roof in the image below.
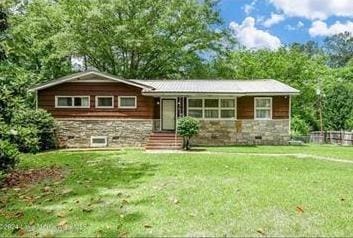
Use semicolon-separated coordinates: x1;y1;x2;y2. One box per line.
132;79;299;95
29;70;299;95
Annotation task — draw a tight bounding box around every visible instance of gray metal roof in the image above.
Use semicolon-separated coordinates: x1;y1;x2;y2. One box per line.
132;79;299;95
29;70;299;95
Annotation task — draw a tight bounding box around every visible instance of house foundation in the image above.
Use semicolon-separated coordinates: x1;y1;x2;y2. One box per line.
192;119;290;145
55;119;153;148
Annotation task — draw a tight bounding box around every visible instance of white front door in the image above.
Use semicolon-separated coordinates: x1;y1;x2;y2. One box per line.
162;99;176;131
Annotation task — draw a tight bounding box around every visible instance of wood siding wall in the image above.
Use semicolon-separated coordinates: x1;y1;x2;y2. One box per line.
237;96;290;119
38;82;155;119
38;82;290;120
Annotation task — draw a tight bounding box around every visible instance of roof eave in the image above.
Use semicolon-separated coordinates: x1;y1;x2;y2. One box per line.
28;70;154;92
141;91;300;96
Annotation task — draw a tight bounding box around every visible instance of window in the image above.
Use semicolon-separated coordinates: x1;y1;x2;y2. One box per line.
90;136;107;147
204;99;219;119
55;96;90;108
254;97;272;120
188;99;203;118
96;96;114;108
187;98;236;119
118;96;137;109
220;99;235;119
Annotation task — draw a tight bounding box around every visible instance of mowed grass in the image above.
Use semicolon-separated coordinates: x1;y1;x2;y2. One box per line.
1;145;353;237
204;144;353;161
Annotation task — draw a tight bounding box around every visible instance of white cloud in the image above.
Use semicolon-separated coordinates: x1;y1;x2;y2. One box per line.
262;13;285;28
297;21;304;28
309;20;353;37
229;17;282;50
244;5;254;15
243;0;257;15
269;0;353;20
285;21;305;31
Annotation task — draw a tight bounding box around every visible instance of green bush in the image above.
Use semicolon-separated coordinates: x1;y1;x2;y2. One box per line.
177;116;200;150
9;126;39;153
291;116;310;136
11;109;56;151
0;140;19;173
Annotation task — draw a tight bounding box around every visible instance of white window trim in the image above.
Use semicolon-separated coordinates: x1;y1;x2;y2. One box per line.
118;96;137;109
55;96;90;108
254;97;272;120
95;96;114;109
90;136;108;147
187;97;237;120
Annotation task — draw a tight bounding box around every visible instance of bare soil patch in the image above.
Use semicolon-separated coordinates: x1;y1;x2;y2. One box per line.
1;166;65;188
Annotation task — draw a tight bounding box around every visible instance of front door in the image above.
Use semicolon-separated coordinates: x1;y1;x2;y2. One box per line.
162;99;176;131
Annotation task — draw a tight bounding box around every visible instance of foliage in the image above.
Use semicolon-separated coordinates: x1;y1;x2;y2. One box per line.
1;0;353;141
6;0;226;79
211;47;327;131
177;116;200;150
0;140;19;173
12;109;56;151
291;115;310;136
0;64;55;153
323;82;353;130
324;32;353;68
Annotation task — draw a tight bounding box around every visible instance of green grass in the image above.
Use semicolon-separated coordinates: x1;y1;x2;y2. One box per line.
1;145;353;236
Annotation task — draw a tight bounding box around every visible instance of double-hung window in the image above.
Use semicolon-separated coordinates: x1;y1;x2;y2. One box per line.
204;99;219;118
187;99;203;118
187;98;236;119
220;99;236;118
55;96;90;108
254;97;272;120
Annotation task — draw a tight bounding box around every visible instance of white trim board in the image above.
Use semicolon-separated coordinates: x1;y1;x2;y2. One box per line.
29;71;153;92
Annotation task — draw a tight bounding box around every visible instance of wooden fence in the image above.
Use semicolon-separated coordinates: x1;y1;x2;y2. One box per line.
310;131;353;145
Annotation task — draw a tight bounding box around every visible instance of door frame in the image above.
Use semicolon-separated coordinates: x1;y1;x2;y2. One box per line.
160;97;177;131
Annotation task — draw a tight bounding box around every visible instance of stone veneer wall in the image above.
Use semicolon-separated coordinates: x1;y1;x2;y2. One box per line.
55;119;153;148
192;119;290;145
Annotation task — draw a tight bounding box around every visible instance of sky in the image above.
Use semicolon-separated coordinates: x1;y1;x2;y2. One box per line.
218;0;353;50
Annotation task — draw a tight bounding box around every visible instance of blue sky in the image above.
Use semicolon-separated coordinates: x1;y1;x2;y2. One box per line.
217;0;353;49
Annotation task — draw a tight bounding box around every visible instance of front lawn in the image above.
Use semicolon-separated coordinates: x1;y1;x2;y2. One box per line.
1;145;353;236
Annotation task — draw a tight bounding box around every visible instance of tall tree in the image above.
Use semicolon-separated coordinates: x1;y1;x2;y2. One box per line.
0;4;9;61
211;47;329;132
324;32;353;68
7;0;226;80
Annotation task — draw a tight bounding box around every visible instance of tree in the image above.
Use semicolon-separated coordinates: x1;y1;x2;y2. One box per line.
7;0;227;80
177;117;200;150
324;32;353;67
323;81;353;131
211;47;329;132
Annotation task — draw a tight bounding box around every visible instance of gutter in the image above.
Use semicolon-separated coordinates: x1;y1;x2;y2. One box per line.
141;91;300;97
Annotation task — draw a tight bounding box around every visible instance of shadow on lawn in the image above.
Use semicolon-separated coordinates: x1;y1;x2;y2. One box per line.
2;152;158;236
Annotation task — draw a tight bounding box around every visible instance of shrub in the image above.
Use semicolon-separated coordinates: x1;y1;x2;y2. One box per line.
11;109;56;151
0;140;19;173
177;116;200;150
291;116;310;136
9;126;39;153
